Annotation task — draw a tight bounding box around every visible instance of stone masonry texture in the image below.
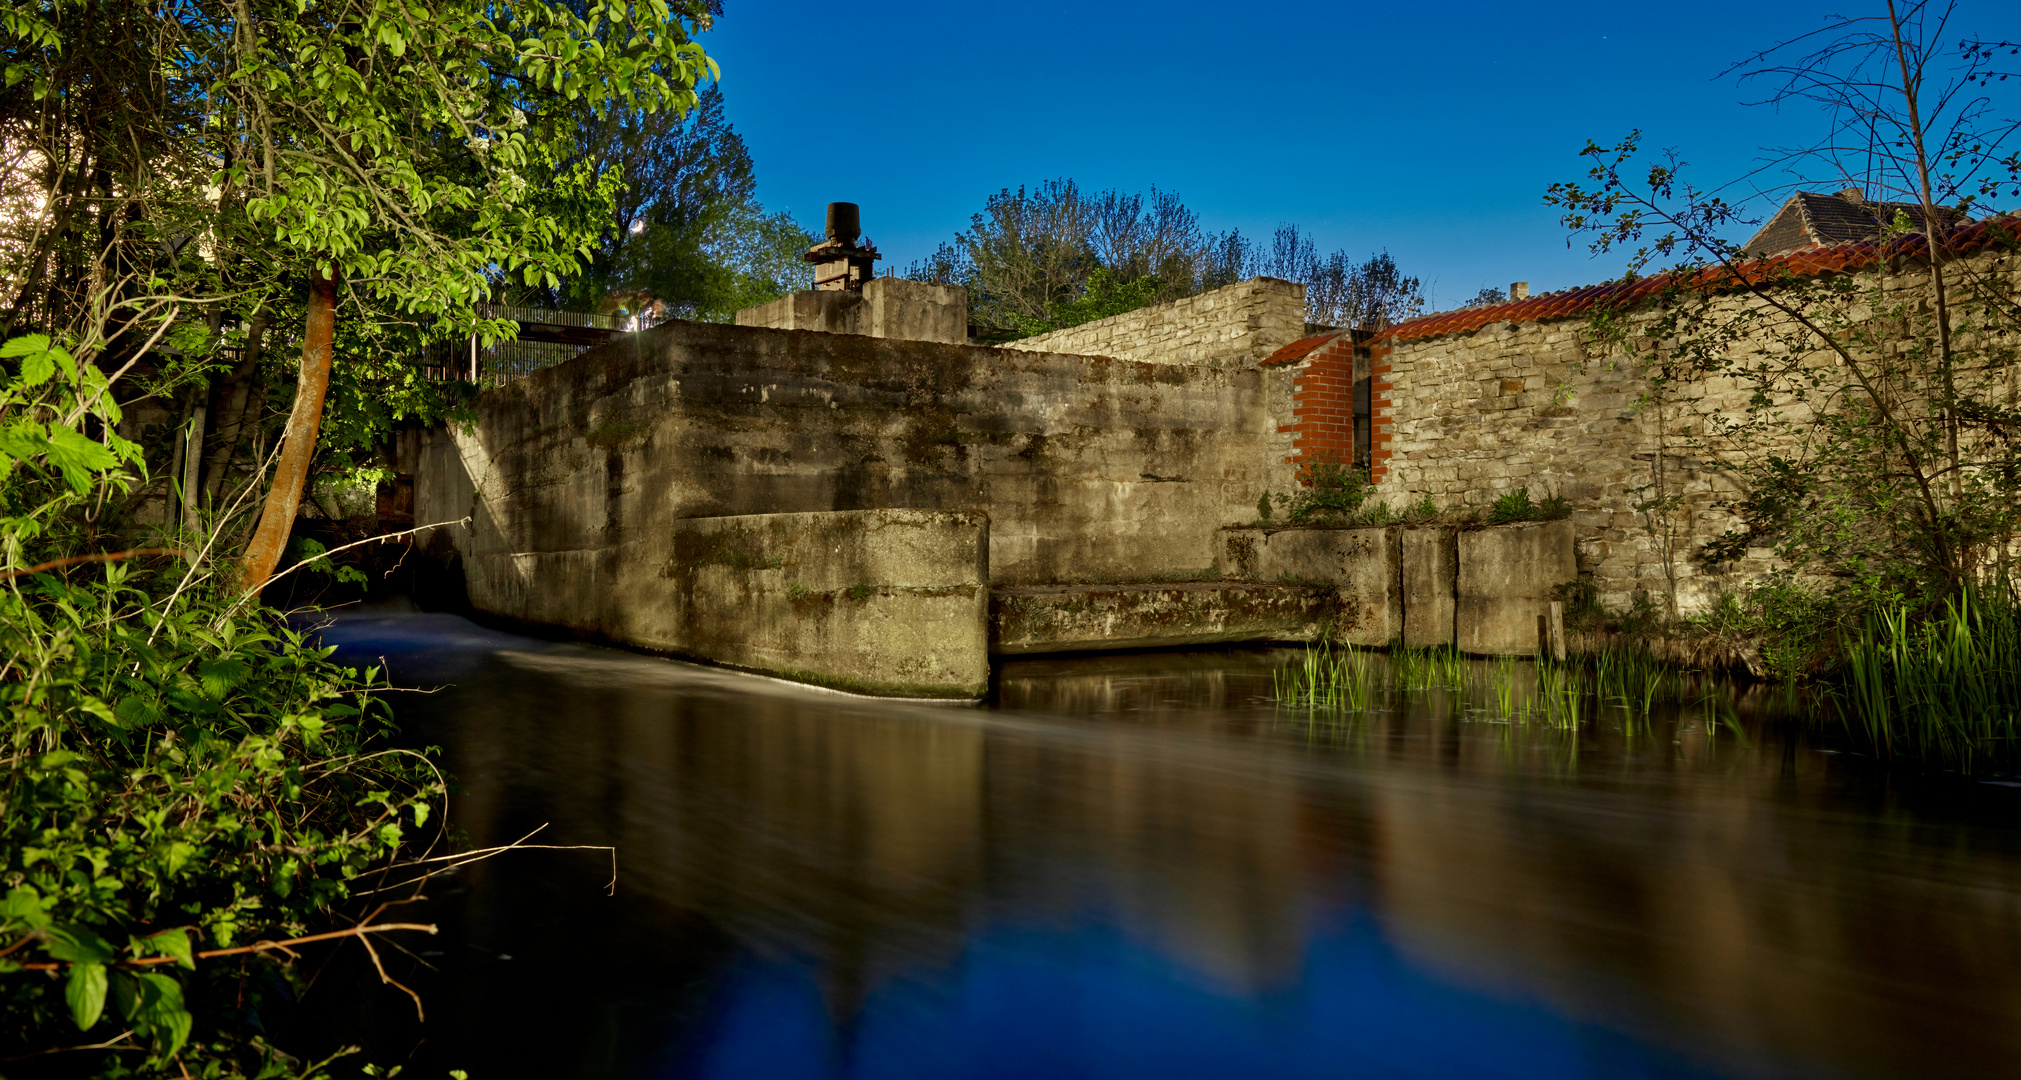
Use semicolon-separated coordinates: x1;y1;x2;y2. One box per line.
1364;247;2020;616
1005;277;1309;370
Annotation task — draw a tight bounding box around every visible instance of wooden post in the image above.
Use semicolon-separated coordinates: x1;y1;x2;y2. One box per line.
468;332;477;382
1548;601;1567;662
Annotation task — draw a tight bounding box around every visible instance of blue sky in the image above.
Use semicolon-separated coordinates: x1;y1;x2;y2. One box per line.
701;1;2016;307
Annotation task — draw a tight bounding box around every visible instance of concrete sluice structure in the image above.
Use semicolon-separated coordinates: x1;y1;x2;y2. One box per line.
412;268;1576;698
410;204;1622;696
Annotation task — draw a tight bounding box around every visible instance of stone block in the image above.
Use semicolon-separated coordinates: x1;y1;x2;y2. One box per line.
1455;519;1577;656
1402;527;1457;648
1214;526;1401;645
465;509;991;698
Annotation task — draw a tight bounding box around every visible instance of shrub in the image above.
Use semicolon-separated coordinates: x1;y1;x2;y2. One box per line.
1;336;443;1075
1277;460;1373;524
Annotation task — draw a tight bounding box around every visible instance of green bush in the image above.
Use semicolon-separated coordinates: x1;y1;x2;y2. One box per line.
1;335;443;1075
1276;461;1373;524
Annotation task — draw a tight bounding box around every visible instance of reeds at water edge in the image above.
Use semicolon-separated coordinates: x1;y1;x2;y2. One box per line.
1842;580;2021;769
1273;639;1713;737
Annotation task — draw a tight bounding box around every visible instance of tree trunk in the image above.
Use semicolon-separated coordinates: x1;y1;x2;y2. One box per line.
238;267;338;594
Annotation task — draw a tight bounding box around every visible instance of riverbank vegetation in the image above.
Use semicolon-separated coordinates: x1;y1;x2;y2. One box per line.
1;0;714;1070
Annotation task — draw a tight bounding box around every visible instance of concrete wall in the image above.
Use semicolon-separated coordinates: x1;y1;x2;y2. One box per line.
1401;527;1457;649
1457;521;1577;655
1004;278;1308;369
1212;521;1575;655
735;277;968;344
417;318;1301;611
990;582;1341;654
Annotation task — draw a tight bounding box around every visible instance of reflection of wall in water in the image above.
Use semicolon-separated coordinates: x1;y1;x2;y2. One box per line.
1360;734;2021;1076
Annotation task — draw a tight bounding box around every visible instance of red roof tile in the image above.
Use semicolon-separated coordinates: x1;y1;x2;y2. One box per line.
1371;214;2021;346
1261;330;1348;367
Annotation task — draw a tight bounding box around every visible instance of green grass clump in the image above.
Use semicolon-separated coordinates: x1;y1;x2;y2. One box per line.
1488;487;1572;525
1274;638;1376;712
1842;580;2021;769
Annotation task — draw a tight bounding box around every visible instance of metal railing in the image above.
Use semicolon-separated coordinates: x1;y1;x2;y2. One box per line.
418;336;598;387
419;304;632;386
474;303;623;331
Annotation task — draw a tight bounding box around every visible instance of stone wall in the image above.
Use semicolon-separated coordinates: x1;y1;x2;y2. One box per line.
1004;277;1308;369
1364;248;2021;615
417;318;1302;611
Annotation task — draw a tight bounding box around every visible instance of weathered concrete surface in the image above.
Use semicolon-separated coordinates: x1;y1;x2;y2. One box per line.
467;508;989;697
1214;526;1401;646
1456;520;1577;655
1402;527;1458;648
734;277;967;344
990;582;1341;654
417;318;1297;596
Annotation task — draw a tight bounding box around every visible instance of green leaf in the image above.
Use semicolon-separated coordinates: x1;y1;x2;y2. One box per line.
67;962;108;1029
141;927;195;970
129;970;192;1056
44;924;117;964
198;657;249;699
0;885;47;928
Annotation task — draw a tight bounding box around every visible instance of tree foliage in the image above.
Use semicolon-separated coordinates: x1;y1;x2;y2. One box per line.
539;81;818;322
905;179;1423;339
0;0;717;1068
1;0;715;585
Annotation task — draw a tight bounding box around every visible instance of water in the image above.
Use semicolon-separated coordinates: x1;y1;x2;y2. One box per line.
300;607;2021;1079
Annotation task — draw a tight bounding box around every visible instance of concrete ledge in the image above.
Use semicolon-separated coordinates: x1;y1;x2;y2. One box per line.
990;582;1340;654
466;509;990;698
1456;520;1577;655
1214;526;1401;645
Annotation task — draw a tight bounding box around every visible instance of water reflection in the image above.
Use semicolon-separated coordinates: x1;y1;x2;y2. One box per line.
303;611;2021;1079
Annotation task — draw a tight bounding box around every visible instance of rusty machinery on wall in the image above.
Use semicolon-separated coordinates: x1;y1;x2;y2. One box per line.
806;202;881;291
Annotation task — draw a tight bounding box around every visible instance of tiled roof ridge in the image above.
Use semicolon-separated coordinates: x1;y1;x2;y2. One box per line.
1371;213;2021;346
1260;329;1349;367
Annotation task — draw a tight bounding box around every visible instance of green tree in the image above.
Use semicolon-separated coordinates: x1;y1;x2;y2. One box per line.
908;181;1422;339
540;81;817;322
0;0;715;1069
2;0;715;589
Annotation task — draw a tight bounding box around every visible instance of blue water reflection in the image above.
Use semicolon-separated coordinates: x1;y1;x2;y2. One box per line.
680;919;1714;1080
303;608;2019;1080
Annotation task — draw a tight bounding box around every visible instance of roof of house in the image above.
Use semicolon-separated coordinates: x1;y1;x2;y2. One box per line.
1742;188;1967;257
1300;213;2020;351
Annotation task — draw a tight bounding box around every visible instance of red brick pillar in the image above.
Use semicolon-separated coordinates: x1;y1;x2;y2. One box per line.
1285;334;1355;474
1367;336;1394;483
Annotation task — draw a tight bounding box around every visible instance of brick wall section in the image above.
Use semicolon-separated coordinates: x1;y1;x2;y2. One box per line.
1004;277;1308;369
1278;334;1352;469
1261;331;1396;481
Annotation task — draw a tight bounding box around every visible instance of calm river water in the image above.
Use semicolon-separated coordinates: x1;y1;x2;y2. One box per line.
301;607;2021;1079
